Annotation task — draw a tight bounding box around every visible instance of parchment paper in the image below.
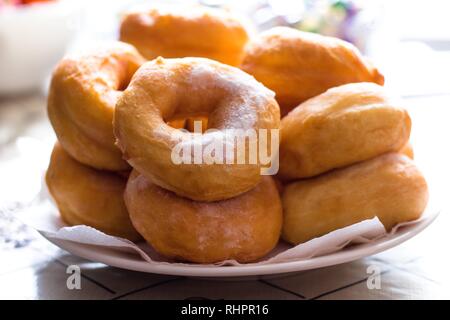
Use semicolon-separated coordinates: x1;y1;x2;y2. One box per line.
19;181;436;267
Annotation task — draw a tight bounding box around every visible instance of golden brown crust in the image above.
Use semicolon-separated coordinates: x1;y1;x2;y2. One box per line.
114;57;280;201
120;5;249;66
401;142;414;159
47;42;145;171
282;153;429;245
125;172;282;263
241;27;384;116
45;144;141;241
279;83;411;180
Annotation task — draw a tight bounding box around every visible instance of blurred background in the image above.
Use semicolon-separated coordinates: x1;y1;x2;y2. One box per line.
2;0;450;96
0;0;449;256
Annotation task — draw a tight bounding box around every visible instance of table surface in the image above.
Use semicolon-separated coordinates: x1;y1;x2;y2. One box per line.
1;80;449;300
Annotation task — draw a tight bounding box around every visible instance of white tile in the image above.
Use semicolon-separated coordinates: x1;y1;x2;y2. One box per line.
0;261;114;300
398;256;450;287
56;252;176;295
318;269;447;300
264;259;389;299
119;278;301;300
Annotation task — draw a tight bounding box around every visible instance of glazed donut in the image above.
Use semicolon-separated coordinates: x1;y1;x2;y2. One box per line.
46;144;141;241
119;5;250;66
125;171;282;263
240;27;385;116
48;42;145;171
279;83;411;180
282;153;429;245
114;57;280;201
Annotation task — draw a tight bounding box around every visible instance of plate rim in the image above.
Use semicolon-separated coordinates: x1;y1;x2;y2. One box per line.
42;211;439;278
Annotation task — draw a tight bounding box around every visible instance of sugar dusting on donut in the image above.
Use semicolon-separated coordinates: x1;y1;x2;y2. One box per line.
115;57;280;201
187;59;276;128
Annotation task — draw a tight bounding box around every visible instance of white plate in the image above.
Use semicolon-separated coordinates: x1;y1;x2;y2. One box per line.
42;211;438;278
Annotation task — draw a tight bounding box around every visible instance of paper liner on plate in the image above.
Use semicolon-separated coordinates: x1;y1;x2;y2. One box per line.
19;183;438;267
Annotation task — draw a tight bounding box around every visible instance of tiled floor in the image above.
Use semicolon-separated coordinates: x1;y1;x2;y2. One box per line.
0;213;448;300
0;93;449;300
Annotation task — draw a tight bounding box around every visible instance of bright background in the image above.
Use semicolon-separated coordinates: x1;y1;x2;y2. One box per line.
0;0;449;299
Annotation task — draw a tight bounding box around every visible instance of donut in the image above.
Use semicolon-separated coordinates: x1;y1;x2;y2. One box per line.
282;153;429;245
125;171;282;263
45;144;141;241
119;5;250;66
48;42;145;171
279;83;411;180
240;27;385;116
167;119;187;129
401;142;414;159
114;57;280;201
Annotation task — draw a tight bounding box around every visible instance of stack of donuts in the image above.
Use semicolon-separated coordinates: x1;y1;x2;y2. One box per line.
45;5;429;264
